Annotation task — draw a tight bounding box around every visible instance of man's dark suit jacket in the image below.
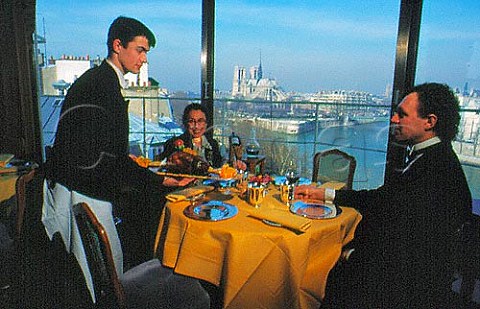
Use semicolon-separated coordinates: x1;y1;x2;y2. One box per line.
46;61;164;202
157;132;223;168
333;141;472;307
46;61;166;267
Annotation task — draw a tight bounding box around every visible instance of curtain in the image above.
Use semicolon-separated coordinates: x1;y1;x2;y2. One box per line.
0;0;42;163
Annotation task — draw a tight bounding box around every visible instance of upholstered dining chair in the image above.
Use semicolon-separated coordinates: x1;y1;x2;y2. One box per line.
452;211;480;307
1;168;36;307
73;202;211;309
312;149;357;190
73;202;127;309
14;169;36;239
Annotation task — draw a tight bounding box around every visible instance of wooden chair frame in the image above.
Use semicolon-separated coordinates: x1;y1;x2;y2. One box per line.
14;169;36;239
312;148;357;190
73;202;127;309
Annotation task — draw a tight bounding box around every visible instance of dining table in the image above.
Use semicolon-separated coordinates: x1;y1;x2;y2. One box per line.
0;173;19;203
153;181;362;309
0;161;39;204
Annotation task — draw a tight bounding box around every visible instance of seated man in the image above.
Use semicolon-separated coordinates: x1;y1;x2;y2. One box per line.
296;83;472;308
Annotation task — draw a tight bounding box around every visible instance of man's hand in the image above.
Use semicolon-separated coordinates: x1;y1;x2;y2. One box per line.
294;185;325;201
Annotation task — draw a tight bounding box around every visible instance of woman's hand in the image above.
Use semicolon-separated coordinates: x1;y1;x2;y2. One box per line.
233;160;247;171
294;185;325;201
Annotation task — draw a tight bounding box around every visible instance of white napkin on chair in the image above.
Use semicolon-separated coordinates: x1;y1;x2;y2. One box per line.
41;180;123;303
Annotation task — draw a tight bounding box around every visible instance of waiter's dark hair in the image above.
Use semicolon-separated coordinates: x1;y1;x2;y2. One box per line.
107;16;156;56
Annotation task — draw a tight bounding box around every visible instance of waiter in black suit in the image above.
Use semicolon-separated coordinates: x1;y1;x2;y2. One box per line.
296;83;472;308
46;16;192;267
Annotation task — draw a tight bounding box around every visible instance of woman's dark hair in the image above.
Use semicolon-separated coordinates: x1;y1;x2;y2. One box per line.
408;82;460;142
182;103;208;127
107;16;156;56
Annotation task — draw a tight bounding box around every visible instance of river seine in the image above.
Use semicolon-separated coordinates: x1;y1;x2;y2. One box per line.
258;120;479;199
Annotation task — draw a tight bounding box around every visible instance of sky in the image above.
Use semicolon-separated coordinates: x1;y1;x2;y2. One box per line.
36;0;480;96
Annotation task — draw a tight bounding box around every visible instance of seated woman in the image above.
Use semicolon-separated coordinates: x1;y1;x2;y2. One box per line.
157;103;246;173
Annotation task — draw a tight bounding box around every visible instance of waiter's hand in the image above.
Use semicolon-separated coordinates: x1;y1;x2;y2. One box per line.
163;176;196;187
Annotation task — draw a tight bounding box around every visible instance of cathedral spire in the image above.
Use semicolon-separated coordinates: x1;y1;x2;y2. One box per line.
258;50;263;80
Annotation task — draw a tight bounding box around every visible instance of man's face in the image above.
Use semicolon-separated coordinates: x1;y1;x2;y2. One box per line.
390;92;433;144
186;109;207;139
116;35;150;74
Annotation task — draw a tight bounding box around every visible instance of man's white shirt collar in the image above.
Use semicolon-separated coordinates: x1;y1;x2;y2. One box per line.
402;136;441;174
106;59;128;89
407;136;441;156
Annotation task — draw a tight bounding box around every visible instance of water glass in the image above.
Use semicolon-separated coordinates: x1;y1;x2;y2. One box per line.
280;184;289;203
247;183;267;208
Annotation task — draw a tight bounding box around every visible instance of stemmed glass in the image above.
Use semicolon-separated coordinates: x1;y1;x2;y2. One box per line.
218;178;234;195
284;160;300;206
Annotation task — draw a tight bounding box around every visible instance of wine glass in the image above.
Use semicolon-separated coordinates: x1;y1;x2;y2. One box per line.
216;176;232;196
284;161;300;206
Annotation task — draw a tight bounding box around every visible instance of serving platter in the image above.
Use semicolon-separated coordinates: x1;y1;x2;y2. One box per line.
203;177;236;187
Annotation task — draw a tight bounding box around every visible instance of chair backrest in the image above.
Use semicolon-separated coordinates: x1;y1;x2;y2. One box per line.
15;169;36;239
73;202;127;309
312;149;357;189
454;217;480;306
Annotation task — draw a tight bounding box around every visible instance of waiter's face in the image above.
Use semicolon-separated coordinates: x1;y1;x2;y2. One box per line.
115;36;150;74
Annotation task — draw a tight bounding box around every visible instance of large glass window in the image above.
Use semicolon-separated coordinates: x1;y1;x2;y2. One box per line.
36;1;202;157
36;1;202;93
215;1;401;189
416;0;480;199
36;1;415;191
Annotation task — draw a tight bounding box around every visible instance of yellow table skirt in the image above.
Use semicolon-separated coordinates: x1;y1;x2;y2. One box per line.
154;184;361;309
0;174;18;203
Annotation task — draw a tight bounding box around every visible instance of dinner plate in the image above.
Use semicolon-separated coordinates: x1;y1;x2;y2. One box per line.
289;200;341;219
184;200;238;221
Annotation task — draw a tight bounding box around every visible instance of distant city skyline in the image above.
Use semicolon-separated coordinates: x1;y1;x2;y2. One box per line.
36;1;480;96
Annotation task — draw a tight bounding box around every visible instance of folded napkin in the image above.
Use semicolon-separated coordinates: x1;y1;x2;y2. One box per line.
247;207;311;233
166;185;214;203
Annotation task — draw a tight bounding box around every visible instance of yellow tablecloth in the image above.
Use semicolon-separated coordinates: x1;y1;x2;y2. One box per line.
154;184;361;309
0;174;18;203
